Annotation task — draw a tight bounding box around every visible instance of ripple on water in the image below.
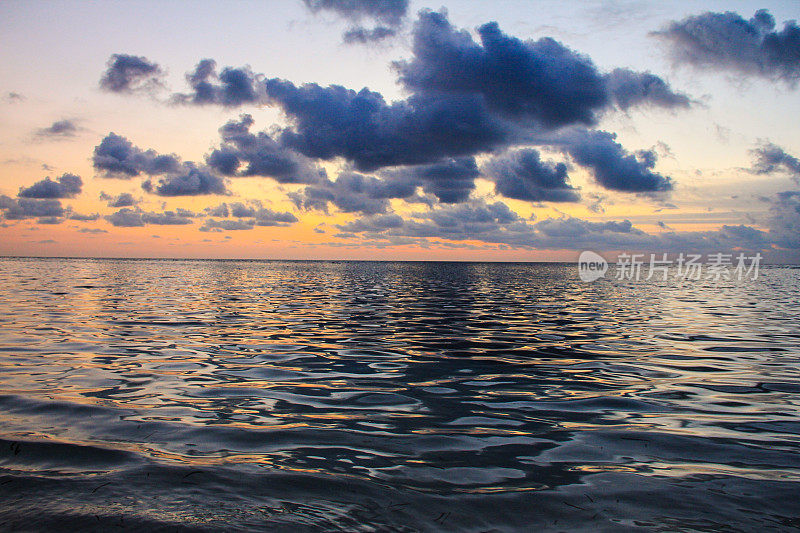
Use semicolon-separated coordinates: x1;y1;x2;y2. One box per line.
0;258;798;530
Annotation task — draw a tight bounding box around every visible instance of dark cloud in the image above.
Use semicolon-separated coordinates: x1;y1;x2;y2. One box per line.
484;149;580;202
95;10;685;206
395;11;608;127
302;0;408;27
105;209;145;227
303;0;407;42
199;201;298;231
171;59;262;107
100;192;139;207
142;164;228;196
93;133;182;178
35;119;79;139
423;200;520;228
252;208;298;226
287;164;472;215
395;11;690;128
336;200;521;239
653;9;800;83
4;92;24;103
342;26;396;44
206;115;323;183
208;201;299;226
105;208;195;227
260;10;688;176
290;172;397;215
766;190;800;249
265;78;515;171
100;54;164;93
332;197;786;254
18;173;83;199
604;68;692;110
0;196;14;210
200;219;255;231
69;212;100;222
336;213;404;233
1;198;66;221
205;203;230;217
141;211;195;225
561;130;672;193
750;142;800;182
535;217;634;237
384;157;480;203
93;133;229;196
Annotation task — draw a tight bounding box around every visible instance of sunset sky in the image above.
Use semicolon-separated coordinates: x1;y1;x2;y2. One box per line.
1;0;799;261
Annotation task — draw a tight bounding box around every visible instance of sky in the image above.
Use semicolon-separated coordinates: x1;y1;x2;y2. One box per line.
1;0;799;261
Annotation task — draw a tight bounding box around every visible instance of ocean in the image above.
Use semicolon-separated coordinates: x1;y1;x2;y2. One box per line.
0;258;799;531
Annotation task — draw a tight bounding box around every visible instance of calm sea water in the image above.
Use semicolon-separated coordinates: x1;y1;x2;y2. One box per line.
0;258;799;531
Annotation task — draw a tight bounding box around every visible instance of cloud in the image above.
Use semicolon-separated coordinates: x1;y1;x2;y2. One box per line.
653;9;800;84
287;164;466;215
18;173;83;199
99;54;164;93
100;192;139;207
302;0;408;26
69;212;100;222
206;115;323;183
337;199;522;239
204;201;298;226
342;26;396;44
35;119;79;139
395;11;607;127
205;203;230;217
750;142;800;182
171;59;262;107
483;149;580;202
94;9;684;211
332;197;787;254
604;68;692;110
105;208;195;227
104;209;145;227
303;0;408;43
200;219;255;231
258;10;688;181
199;201;298;231
290;173;397;215
93;133;182;178
560;130;672;193
142;164;228;196
335;213;403;233
93;133;229;196
383;157;480;204
265;78;516;171
765;190;800;249
394;10;690;128
4;92;24;103
0;197;66;221
255;209;298;226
